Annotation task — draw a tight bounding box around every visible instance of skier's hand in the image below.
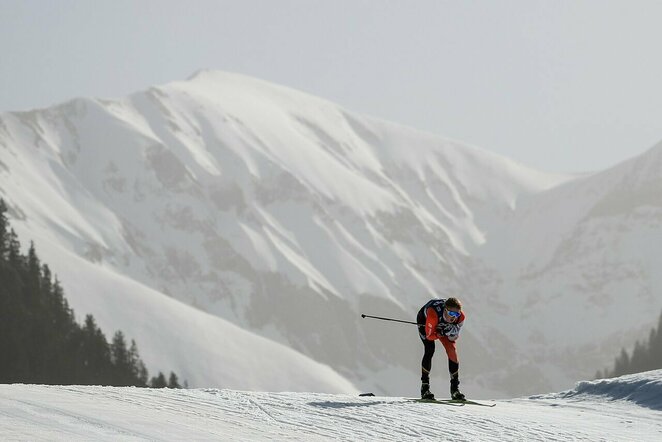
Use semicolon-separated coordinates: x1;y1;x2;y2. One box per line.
445;324;461;339
438;323;461;339
436;323;452;335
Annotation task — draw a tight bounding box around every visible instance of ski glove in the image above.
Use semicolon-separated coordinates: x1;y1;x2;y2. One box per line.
438;323;461;339
437;323;452;335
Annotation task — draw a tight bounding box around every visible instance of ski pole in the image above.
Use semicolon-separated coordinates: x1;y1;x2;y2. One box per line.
360;314;423;326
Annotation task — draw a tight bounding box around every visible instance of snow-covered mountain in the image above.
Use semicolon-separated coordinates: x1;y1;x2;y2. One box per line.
1;371;661;440
1;70;661;397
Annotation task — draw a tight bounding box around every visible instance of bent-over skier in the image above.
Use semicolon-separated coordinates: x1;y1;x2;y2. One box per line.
417;297;465;400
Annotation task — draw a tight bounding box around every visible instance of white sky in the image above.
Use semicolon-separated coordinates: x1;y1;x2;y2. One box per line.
1;0;661;173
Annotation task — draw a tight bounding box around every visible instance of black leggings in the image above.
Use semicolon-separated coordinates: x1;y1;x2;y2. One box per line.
417;308;459;383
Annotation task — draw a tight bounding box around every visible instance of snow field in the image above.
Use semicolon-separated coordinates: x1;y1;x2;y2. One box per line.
1;371;661;441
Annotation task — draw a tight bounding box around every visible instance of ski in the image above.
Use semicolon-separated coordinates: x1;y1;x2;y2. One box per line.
359;394;496;407
408;398;496;407
410;398;465;406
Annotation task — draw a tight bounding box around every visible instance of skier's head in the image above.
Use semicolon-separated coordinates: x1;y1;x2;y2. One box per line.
443;297;462;322
445;297;462;310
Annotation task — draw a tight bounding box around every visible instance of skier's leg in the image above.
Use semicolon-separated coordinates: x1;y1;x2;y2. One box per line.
419;338;435;398
417;309;435;398
440;337;464;399
439;336;458;374
417;309;432;381
421;338;435;383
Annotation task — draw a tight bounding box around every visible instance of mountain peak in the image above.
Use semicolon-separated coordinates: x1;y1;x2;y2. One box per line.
185;69;252;84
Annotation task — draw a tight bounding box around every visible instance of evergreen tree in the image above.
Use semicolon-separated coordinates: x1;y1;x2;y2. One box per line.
41;264;53;299
6;229;21;266
0;255;26;382
613;348;630;377
129;340;148;387
111;331;135;386
648;315;660;370
0;206;184;388
643;328;657;371
78;315;112;385
603;309;662;378
137;361;149;387
168;371;181;389
629;340;646;373
150;372;168;388
653;312;662;369
0;199;8;259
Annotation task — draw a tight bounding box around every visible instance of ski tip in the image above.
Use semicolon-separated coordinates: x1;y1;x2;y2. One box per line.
358;392;375;397
459;400;497;407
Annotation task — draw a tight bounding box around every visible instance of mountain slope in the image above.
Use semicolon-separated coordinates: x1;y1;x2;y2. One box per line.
1;70;660;397
468;140;662;392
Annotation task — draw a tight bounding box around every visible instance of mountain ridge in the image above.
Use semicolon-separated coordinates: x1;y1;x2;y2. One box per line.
1;70;660;397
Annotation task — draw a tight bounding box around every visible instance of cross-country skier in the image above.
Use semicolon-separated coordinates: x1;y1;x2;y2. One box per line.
417;297;465;400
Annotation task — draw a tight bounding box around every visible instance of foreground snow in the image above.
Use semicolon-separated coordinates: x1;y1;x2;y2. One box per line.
1;371;661;441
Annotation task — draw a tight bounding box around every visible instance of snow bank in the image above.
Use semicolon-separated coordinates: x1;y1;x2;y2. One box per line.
532;369;662;410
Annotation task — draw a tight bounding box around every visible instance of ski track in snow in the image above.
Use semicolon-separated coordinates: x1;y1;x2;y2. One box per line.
1;383;661;441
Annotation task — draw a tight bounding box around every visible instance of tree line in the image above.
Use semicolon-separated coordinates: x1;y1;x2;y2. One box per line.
0;199;182;388
596;310;662;379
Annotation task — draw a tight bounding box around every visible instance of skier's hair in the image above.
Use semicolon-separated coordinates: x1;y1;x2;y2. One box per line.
445;297;462;310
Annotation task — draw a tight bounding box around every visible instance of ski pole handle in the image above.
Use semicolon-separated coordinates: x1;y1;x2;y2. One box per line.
361;314;423;326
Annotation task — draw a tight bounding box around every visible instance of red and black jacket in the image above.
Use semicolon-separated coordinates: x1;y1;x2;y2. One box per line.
418;299;465;341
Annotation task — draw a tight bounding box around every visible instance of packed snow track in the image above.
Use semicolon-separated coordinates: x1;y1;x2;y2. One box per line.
1;371;662;441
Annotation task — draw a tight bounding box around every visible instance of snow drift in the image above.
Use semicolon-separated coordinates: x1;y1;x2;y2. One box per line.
534;369;662;411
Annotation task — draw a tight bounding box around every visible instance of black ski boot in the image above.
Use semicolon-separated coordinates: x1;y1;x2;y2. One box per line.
420;382;435;400
450;378;465;401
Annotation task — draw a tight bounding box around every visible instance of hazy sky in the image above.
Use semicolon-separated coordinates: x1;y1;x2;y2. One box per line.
1;0;661;173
